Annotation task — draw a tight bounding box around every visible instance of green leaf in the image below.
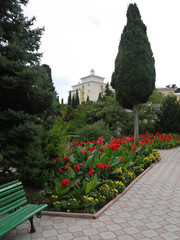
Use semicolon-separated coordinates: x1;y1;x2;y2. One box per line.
85;174;100;194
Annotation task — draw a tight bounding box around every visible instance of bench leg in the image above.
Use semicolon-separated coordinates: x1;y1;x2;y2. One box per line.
29;217;36;233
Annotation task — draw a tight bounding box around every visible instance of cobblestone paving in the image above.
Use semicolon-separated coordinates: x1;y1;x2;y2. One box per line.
2;147;180;240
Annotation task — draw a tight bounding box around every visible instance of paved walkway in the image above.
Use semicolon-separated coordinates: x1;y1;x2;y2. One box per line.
2;147;180;240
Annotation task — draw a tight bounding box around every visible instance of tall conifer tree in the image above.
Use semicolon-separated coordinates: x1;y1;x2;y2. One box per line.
111;3;155;139
75;89;80;107
0;0;58;182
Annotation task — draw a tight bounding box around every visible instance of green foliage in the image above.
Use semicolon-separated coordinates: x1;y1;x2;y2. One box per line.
75;89;80;106
111;3;155;110
70;95;133;136
155;95;180;133
0;0;59;184
68;91;72;105
43;116;70;159
0;109;46;183
71;95;75;109
44;135;163;213
148;89;164;104
67;90;79;109
102;83;113;101
76;121;113;142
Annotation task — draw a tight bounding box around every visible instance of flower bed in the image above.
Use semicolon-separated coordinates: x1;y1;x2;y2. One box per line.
40;133;179;214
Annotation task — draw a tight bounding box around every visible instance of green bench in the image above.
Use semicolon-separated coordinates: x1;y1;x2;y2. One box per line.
0;180;48;237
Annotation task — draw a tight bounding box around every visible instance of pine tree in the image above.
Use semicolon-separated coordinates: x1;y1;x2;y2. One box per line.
0;0;58;183
111;3;155;139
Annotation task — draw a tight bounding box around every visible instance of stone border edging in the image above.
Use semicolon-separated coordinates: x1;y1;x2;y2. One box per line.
43;163;156;219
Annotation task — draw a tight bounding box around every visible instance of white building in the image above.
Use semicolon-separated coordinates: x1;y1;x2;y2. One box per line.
71;70;106;103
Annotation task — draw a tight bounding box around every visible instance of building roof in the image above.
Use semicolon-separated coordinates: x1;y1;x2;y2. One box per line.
80;69;105;80
80;75;105;80
71;80;106;88
157;87;175;90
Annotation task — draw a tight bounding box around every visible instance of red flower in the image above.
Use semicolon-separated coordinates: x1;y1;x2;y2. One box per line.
89;169;94;175
97;137;103;145
100;147;104;152
104;163;111;169
61;179;70;187
76;181;81;185
64;157;69;162
132;146;137;152
58;169;63;173
81;148;87;153
98;163;104;169
73;165;80;172
107;164;111;169
90;146;96;152
74;141;78;145
56;157;60;162
121;157;124;162
65;163;69;169
65;170;70;174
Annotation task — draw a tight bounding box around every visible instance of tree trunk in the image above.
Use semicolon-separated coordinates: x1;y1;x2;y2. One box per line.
133;102;139;140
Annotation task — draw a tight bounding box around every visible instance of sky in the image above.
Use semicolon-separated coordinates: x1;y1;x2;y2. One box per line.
23;0;180;103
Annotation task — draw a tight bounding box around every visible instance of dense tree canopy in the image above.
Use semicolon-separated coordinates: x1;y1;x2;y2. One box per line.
0;0;58;183
155;95;180;133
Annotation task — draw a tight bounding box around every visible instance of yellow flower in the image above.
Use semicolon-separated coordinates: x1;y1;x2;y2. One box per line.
67;210;70;212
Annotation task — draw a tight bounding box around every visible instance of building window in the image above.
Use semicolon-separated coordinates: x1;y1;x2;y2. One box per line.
88;90;90;93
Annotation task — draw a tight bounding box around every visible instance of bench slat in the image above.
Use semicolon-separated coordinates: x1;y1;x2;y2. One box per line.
0;197;27;216
0;180;19;189
0;204;45;226
0;204;47;237
0;181;22;193
0;204;33;225
0;189;25;206
0;180;48;237
0;185;23;198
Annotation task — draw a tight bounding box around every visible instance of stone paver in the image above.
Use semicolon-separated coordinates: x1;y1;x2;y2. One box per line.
2;147;180;240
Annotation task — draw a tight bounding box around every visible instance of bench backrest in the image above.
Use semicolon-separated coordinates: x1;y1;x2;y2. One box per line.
0;180;27;216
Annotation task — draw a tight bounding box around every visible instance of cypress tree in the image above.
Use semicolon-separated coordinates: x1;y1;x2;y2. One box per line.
75;89;80;107
111;3;155;139
98;92;102;102
103;83;113;101
72;94;76;109
68;91;72;105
